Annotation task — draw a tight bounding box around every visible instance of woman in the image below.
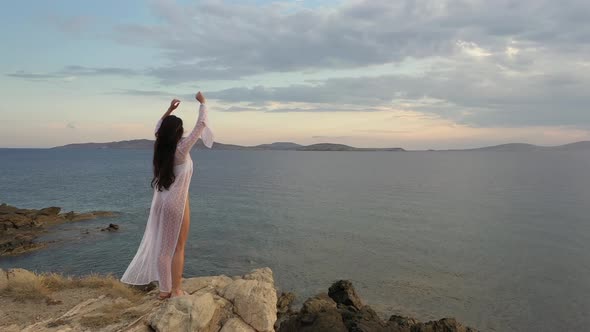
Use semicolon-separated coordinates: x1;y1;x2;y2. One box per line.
121;91;214;299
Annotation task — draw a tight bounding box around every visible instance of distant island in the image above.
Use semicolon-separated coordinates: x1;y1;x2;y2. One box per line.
451;141;590;152
51;140;590;152
52;141;406;151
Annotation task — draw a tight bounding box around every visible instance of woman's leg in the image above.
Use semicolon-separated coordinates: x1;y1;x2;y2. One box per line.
170;195;190;296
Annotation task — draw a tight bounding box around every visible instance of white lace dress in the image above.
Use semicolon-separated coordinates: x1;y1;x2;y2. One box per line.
120;103;214;292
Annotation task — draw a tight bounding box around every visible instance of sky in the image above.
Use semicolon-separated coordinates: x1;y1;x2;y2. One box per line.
1;0;590;149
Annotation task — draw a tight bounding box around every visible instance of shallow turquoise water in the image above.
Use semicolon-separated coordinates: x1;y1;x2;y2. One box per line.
1;148;589;331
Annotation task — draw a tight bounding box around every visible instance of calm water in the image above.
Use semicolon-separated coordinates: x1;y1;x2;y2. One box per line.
1;148;589;331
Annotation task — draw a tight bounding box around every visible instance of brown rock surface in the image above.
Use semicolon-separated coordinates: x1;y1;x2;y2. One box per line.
1;267;277;332
0;203;117;256
277;280;478;332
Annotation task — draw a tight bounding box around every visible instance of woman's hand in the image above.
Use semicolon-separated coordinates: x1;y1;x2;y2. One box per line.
169;99;181;111
196;91;206;104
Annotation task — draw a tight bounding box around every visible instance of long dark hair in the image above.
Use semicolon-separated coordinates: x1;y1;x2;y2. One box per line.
152;115;183;191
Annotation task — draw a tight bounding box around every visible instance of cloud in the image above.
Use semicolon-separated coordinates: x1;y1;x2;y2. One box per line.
208;52;590;126
268;107;382;113
7;66;142;81
108;46;590;126
110;0;590;82
66;122;76;129
110;89;173;97
6;71;63;80
17;0;590;129
221;106;260;112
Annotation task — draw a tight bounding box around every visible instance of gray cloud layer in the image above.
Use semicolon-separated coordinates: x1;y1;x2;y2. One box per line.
8;66;141;80
114;0;590;80
103;0;590;126
7;0;590;128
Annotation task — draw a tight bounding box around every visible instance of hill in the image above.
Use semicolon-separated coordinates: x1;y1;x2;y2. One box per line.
51;140;590;152
455;141;590;152
252;142;303;150
52;140;404;151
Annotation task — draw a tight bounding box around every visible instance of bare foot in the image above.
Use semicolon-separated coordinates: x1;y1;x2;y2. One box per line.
170;289;188;298
158;292;171;300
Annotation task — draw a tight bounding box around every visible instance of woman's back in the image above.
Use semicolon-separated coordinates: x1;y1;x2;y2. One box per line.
155;103;214;167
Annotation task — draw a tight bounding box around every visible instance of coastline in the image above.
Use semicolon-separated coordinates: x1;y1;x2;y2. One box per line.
0;203;118;256
0;267;477;332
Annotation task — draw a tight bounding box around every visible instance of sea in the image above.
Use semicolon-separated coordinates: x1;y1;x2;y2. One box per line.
1;148;589;331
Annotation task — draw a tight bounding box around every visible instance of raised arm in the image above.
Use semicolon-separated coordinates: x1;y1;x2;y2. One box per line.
176;92;215;154
155;99;181;136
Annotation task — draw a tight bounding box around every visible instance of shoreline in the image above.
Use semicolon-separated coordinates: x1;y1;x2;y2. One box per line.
0;267;477;332
0;203;118;256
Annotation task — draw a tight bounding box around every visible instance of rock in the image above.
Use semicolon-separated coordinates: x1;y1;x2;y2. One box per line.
243;267;274;284
3;267;283;332
0;268;8;291
150;268;278;332
278;293;347;332
6;268;37;284
2;267;477;332
0;204;117;256
277;291;296;314
1;213;36;229
34;214;62;224
328;279;363;310
150;296;194;332
277;280;478;332
0;203;18;215
388;315;419;330
220;268;278;332
275;292;297;330
219;317;257;332
340;305;388;332
407;318;477;332
0;234;39;255
182;275;233;294
101;223;120;232
188;291;233;331
299;293;338;323
37;207;61;216
150;290;232;332
63;211;76;220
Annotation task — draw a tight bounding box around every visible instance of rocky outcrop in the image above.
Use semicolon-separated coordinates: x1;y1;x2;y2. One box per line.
1;267;477;332
3;268;277;332
150;267;278;332
277;279;478;332
0;203;117;256
220;268;277;331
276;292;296;315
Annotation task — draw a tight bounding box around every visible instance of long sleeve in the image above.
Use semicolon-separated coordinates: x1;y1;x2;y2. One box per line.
176;103;214;155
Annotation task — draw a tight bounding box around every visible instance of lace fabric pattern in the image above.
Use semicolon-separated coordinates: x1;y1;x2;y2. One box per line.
120;103;213;292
